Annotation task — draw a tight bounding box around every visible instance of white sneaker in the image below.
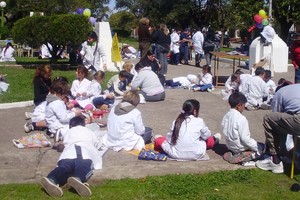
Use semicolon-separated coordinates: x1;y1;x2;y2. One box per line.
246;104;259;111
242;161;256;167
154;134;163;140
67;177;92;197
25;112;32;120
193;87;201;91
24;122;34;133
41;177;63;197
255;157;284;173
213;133;221;145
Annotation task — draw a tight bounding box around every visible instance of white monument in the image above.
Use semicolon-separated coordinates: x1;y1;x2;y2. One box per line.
95;22;120;71
249;34;289;75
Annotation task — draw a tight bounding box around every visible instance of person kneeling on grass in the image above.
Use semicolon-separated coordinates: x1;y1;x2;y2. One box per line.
154;99;220;161
221;92;264;165
41;116;103;197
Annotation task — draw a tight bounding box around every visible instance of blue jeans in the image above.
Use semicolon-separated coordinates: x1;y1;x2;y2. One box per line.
193;84;213;92
142;127;153;144
93;97;114;108
47;145;93;186
180;45;189;64
295;68;300;83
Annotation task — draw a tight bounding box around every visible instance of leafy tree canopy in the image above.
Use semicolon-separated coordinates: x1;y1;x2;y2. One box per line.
12;14;93;61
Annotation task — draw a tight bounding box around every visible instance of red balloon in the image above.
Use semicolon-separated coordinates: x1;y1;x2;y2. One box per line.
253;14;262;23
248;25;256;32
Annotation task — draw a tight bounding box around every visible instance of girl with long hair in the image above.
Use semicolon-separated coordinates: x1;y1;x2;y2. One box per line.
154;99;220;160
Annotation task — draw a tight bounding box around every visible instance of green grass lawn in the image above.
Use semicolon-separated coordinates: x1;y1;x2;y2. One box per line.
0;66;116;103
1;169;300;199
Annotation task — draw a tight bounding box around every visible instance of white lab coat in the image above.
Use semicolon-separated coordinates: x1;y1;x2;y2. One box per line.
162;115;211;160
58;126;103;169
221;109;258;154
239;74;252;95
1;46;16;62
45;99;75;135
31;101;47;123
40;43;52;59
103;106;146;151
71;78;93;108
170;32;180;54
221;77;239;101
197;73;213;85
192;31;204;54
245;75;267;106
80;41;107;71
265;79;276;102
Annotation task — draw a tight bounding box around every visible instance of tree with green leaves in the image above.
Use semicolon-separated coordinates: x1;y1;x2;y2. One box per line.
4;0;109;30
109;11;137;37
12;14;93;61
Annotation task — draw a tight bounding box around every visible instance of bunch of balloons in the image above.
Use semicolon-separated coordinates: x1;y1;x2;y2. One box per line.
76;8;96;25
253;9;269;29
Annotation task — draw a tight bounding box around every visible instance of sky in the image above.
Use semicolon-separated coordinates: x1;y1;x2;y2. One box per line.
108;0;116;10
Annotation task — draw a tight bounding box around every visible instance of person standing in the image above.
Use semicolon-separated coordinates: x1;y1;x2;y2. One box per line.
80;31;107;74
192;28;204;67
152;24;171;77
290;32;300;83
138;18;152;59
203;29;216;67
170;28;181;65
180;28;191;65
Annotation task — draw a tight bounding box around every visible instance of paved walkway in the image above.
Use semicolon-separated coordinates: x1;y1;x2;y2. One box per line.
0;59;295;184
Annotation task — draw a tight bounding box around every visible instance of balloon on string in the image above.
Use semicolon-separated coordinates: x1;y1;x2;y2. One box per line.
254;14;263;23
262;19;269;26
258;9;266;18
83;8;91;18
89;17;96;25
76;8;84;15
256;22;263;29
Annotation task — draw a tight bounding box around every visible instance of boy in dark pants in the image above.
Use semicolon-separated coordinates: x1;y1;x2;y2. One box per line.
41;116;102;197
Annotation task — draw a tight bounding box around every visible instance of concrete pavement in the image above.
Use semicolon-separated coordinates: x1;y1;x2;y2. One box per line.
0;58;295;185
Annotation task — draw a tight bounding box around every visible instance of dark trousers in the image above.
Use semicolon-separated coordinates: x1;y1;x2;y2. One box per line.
93;97;114;108
180;45;189;64
47;145;93;186
195;53;203;67
295;68;300;83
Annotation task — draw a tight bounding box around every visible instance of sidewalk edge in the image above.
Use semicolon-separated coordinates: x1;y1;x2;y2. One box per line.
0;100;33;109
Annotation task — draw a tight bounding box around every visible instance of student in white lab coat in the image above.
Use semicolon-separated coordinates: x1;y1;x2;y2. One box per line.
1;42;16;62
192;28;204;67
244;67;268;110
154;99;220;161
103;91;153;151
70;66;94;111
222;92;263;164
41;116;102;197
45;79;82;138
